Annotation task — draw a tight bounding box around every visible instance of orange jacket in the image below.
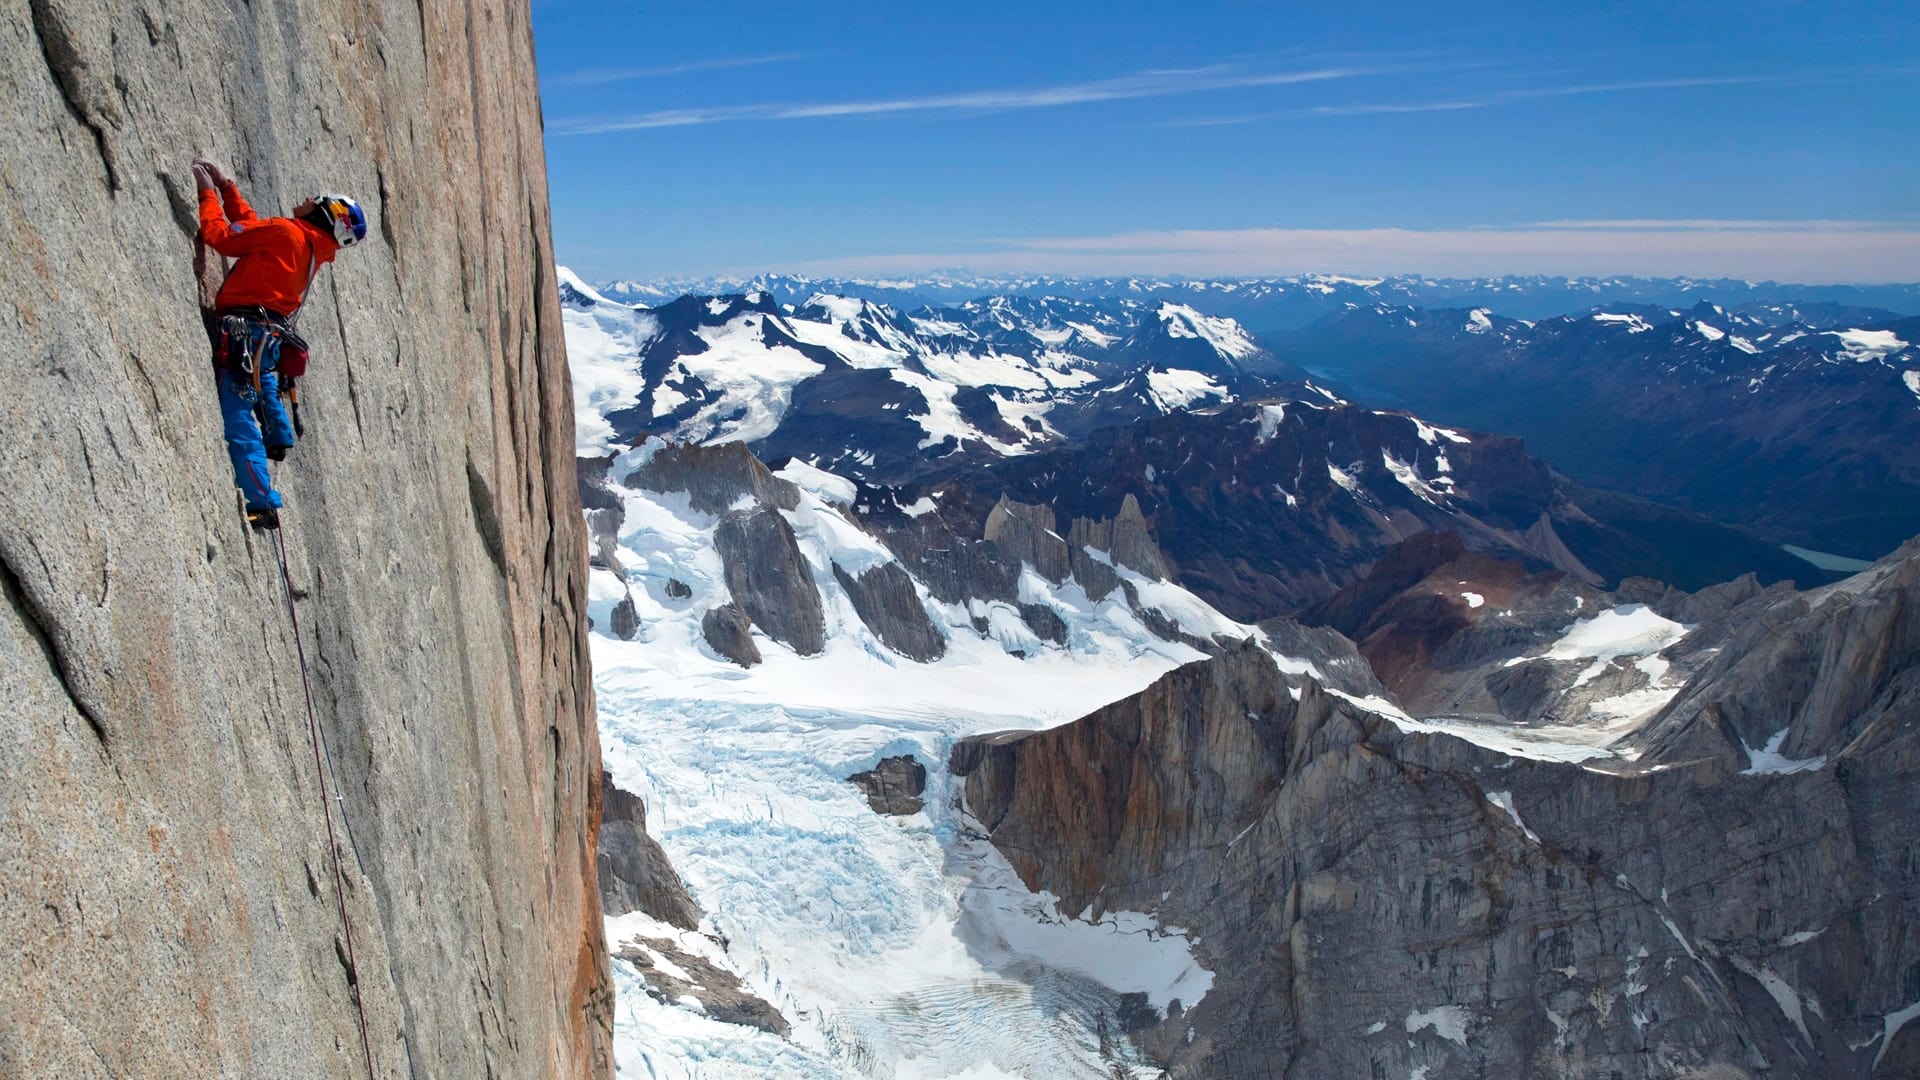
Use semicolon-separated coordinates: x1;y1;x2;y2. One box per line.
199;181;338;316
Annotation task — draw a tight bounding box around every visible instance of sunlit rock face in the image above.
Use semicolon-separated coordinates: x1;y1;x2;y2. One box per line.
1;1;610;1075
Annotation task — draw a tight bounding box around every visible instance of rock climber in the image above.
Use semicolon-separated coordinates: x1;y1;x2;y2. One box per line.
193;157;367;530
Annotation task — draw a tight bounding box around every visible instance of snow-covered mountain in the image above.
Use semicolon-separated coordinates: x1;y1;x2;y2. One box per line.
593;272;1920;330
1278;301;1920;558
560;267;1298;482
564;270;1920;1079
899;398;1820;619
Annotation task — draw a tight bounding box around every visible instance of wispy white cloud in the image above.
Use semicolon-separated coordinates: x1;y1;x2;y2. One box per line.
551;64;1375;135
1159;74;1790;126
1526;218;1911;231
545;53;806;89
788;222;1920;282
1280;69;1915;122
1305;100;1487;117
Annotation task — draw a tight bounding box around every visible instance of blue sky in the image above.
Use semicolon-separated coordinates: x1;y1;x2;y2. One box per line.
531;1;1919;281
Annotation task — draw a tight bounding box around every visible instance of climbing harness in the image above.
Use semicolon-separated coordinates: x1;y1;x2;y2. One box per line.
216;311;280;401
214;250;321;403
269;523;379;1080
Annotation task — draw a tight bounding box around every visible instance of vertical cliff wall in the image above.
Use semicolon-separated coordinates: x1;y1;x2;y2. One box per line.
1;1;610;1076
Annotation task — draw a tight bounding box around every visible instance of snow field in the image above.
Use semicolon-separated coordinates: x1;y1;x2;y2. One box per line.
1142;367;1228;411
560;270;662;455
676;315;827;445
1825;328;1910;362
1740;729;1826;775
1543;604;1691;688
1156;302;1261;359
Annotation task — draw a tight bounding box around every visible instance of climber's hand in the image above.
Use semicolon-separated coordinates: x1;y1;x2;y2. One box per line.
192;158;229;188
191;163;216;194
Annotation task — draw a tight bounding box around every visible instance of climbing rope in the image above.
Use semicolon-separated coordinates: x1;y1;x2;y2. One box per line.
270;524;379;1080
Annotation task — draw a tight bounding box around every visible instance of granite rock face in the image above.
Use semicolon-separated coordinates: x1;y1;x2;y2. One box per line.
597;770;701;930
983;496;1074;584
955;547;1920;1078
1;2;610;1076
833;561;946;661
1067;493;1168;579
713;505;826;656
1631;537;1920;770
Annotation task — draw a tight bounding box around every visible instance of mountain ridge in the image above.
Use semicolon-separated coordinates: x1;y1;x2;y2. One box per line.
954;538;1920;1077
591;272;1920;330
1278;301;1920;558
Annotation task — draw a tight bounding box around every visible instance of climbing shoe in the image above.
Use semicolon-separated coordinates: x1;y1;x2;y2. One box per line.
266;444;291;462
246;507;281;531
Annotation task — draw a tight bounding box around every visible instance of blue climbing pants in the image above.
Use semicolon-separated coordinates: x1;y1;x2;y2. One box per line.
216;365;296;511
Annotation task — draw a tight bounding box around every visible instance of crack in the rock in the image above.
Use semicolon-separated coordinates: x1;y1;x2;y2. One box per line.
466;457;509;577
28;0;120;193
1;550;110;749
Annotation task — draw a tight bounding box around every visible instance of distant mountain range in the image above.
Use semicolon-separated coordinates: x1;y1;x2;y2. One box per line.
1275;301;1920;559
560;268;1303;482
897;400;1822;619
562;268;1825;620
593;273;1920;331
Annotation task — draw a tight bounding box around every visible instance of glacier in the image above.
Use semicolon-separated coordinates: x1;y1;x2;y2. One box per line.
588;445;1241;1077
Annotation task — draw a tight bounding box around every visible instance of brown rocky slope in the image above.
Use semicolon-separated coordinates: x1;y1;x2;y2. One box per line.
3;1;610;1076
955;542;1920;1077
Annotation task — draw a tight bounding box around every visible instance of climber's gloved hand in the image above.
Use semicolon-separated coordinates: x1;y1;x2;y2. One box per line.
192;157;229;189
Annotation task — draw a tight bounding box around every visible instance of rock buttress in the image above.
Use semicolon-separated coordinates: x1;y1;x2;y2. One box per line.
953;623;1920;1078
1;1;611;1076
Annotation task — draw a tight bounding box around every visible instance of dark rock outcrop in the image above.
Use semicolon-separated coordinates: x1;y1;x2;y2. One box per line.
879;520;1021;606
611;937;790;1037
701;603;762;668
631;439;800;515
609;595;640;640
713;506;825;656
848;755;929;816
834;561;946;661
936;403;1823;621
1254;615;1391;700
597;771;701;930
983;496;1074;583
1298;530;1834;731
1068;493;1169;579
1018;602;1069;645
1;0;612;1075
954;551;1920;1078
1303;531;1601;713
